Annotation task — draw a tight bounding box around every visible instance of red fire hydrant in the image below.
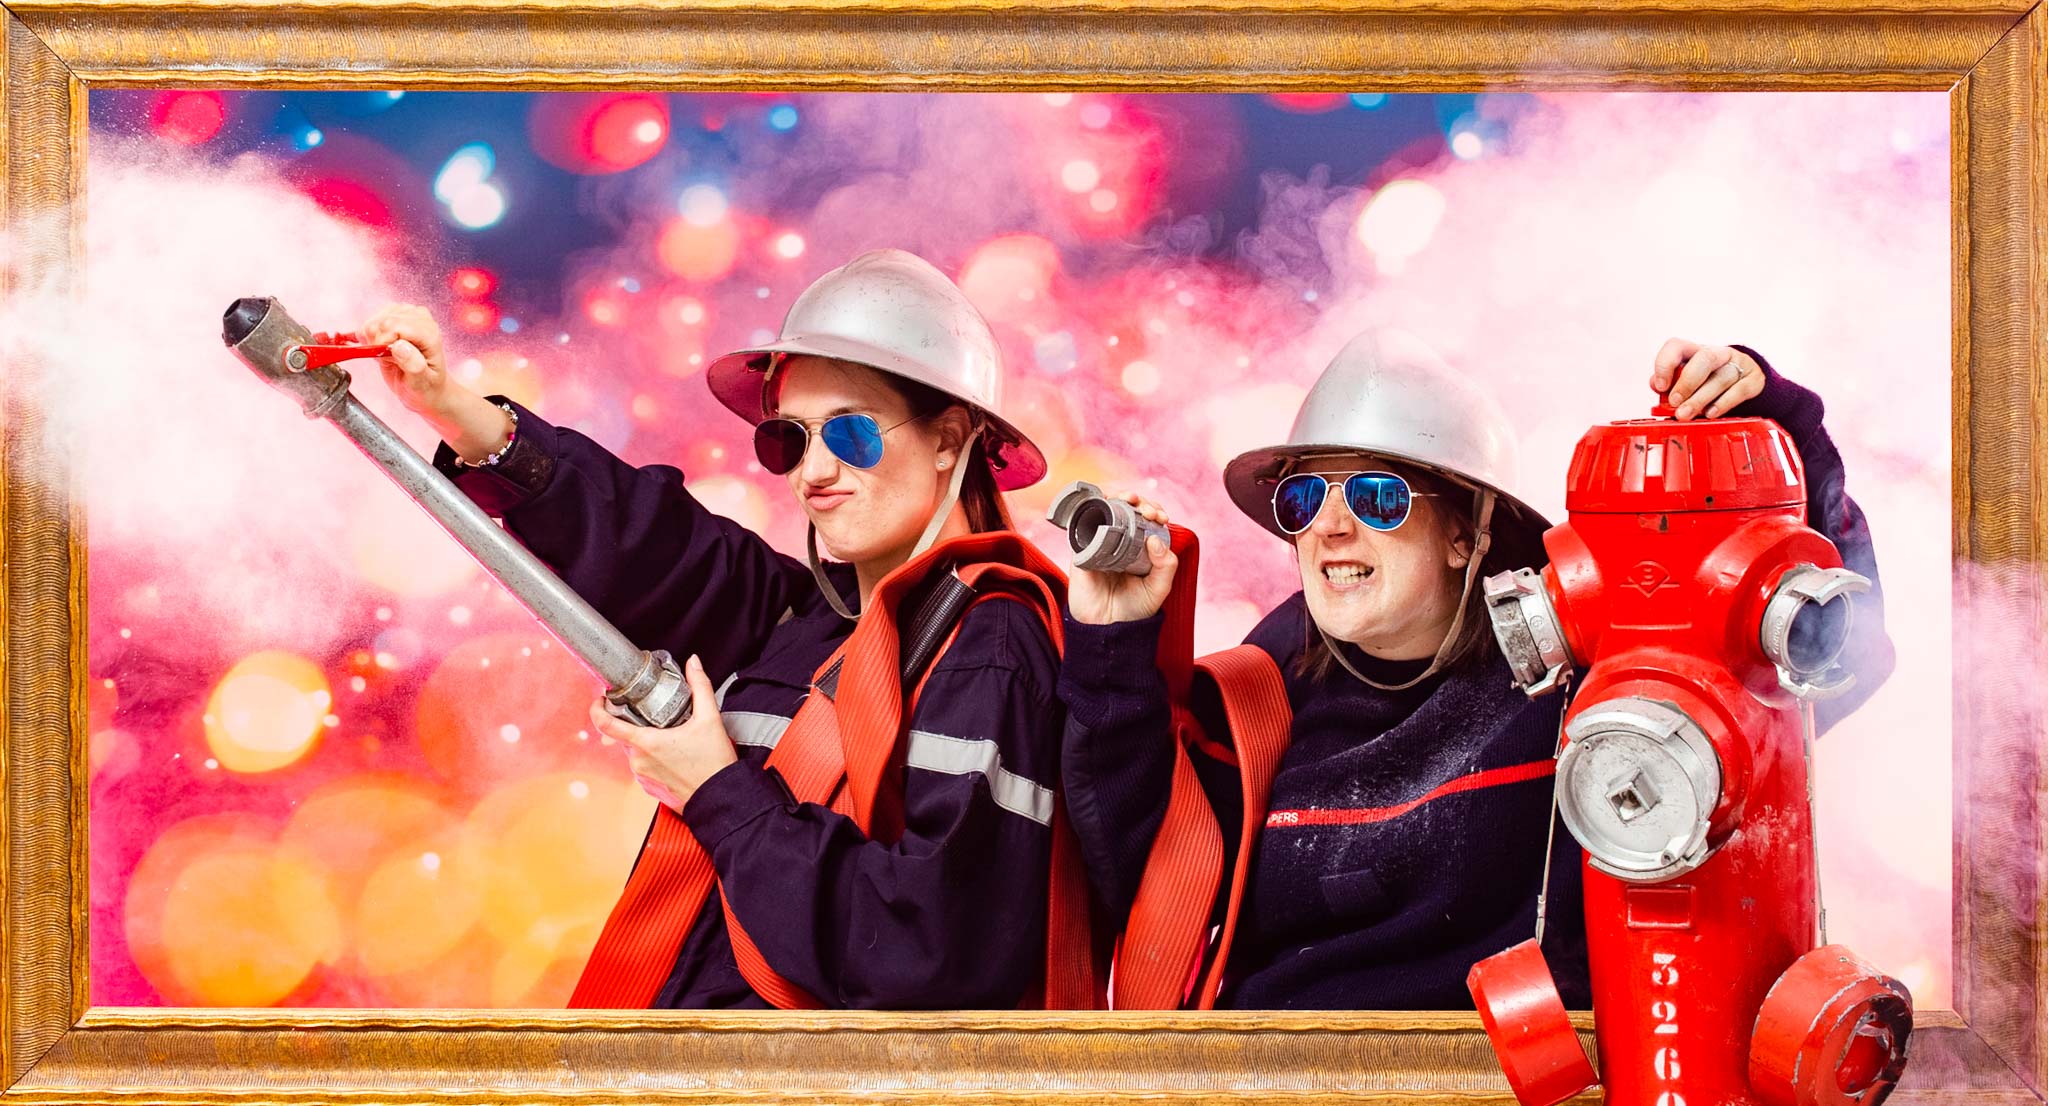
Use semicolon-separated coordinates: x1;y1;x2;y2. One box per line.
1468;402;1913;1106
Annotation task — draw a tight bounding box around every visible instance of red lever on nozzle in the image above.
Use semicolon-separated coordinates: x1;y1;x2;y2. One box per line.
284;334;392;373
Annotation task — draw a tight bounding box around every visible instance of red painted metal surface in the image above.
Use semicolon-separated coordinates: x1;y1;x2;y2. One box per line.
1468;939;1599;1106
1750;945;1913;1106
1490;405;1910;1106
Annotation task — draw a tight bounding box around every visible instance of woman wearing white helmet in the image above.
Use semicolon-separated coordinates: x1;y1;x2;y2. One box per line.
1057;332;1894;1009
357;249;1087;1010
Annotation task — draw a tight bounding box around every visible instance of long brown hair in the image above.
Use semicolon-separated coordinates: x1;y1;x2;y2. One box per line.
1294;459;1546;682
880;376;1015;534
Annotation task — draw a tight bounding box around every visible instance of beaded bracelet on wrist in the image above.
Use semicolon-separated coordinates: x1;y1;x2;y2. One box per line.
453;400;519;469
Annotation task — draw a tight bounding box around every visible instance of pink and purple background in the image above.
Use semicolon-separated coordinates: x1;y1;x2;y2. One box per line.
22;90;1950;1008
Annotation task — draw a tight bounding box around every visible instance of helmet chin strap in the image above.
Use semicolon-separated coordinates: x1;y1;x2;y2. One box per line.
1323;489;1495;692
807;526;857;621
914;423;981;557
805;424;984;623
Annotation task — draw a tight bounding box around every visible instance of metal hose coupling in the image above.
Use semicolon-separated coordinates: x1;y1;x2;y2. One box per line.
1556;697;1722;883
1047;480;1169;576
1761;565;1869;701
1484;568;1574;697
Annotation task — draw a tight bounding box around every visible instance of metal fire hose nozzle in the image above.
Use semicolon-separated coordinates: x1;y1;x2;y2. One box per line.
1556;697;1722;883
1484;568;1574;698
1046;480;1169;576
1761;564;1869;702
222;296;357;420
222;295;691;729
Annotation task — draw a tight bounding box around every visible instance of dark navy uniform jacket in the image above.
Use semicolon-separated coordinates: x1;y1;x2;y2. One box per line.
1056;352;1895;1010
436;401;1064;1009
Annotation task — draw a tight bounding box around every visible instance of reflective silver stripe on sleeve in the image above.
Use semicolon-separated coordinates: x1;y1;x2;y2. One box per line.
724;711;792;750
717;712;1055;827
906;730;1055;826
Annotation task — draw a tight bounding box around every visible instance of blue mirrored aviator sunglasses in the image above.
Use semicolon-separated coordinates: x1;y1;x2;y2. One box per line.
753;412;926;474
1271;470;1438;535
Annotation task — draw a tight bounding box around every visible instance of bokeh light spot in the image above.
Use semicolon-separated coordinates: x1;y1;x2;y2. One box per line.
433;144;495;203
1354;179;1447;267
448;183;508;230
157;843;343;1006
202;651;331;774
1060;159;1101;193
530;94;670;174
449;267;498;299
583;289;627;327
296;176;397;232
668;294;708;327
1267;93;1348;113
415;634;600;789
959;235;1060;322
657;218;742;282
149;91;226;146
1120;359;1161;396
280;777;459;906
353;831;481;977
463;774;655;1003
454;301;501;333
586;96;670;171
678;184;729;226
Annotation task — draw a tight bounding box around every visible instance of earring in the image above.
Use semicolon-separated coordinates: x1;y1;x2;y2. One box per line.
937;460;949;470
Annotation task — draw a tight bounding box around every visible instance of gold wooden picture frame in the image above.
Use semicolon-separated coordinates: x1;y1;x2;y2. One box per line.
0;1;2036;1101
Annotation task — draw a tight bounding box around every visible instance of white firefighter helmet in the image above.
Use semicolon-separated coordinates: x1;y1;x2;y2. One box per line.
1222;329;1548;541
705;248;1047;490
1225;330;1550;691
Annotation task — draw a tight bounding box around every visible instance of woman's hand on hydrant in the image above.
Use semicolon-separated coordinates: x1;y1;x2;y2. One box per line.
1650;339;1766;421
